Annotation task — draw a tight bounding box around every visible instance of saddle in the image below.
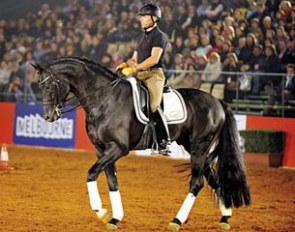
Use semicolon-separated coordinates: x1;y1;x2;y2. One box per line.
126;77;187;125
126;76;187;151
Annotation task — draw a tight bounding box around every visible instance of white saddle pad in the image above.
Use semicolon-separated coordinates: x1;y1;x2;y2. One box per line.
127;77;187;125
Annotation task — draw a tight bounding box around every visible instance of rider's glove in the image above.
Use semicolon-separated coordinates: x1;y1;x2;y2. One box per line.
122;66;137;76
116;62;128;70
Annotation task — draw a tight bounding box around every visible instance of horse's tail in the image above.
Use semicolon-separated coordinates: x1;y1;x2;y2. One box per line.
215;101;251;208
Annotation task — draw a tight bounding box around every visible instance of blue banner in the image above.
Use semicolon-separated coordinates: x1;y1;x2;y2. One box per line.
13;104;76;148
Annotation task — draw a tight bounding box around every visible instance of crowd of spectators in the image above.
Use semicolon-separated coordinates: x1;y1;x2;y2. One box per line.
0;0;295;104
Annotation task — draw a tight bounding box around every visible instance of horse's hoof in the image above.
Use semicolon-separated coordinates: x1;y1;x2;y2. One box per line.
168;222;181;232
96;208;110;224
219;222;231;230
106;223;118;230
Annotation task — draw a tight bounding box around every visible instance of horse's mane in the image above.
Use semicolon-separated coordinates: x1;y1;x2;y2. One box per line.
49;56;119;80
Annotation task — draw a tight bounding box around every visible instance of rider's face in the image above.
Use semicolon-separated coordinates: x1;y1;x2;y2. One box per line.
139;15;154;29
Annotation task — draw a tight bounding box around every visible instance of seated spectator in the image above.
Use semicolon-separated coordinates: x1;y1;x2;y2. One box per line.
209;25;221;46
238;33;257;65
184;27;198;48
222;25;236;44
263;63;295;115
223;52;240;89
233;8;246;27
185;64;202;89
167;53;187;88
261;44;281;86
0;61;12;89
233;26;245;47
219;39;234;62
173;36;186;56
246;0;258;21
235;36;246;57
275;26;289;47
201;52;222;84
196;0;211;26
265;28;276;46
278;1;292;20
167;63;187;88
277;39;294;71
191;55;208;89
181;6;198;30
186;35;199;52
249;18;264;43
4;76;24;103
195;35;212;57
252;44;281;94
205;0;224;23
248;44;264;72
207;35;224;57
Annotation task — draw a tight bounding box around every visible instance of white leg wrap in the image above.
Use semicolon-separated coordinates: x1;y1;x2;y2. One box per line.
176;193;196;224
87;181;102;211
219;200;232;216
109;191;124;221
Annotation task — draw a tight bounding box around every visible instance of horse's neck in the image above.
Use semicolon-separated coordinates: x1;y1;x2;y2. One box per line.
70;73;112;113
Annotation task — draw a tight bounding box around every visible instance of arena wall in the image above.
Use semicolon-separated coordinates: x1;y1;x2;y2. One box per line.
0;103;294;167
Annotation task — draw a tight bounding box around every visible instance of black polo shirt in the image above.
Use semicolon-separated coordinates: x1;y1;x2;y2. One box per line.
136;26;168;69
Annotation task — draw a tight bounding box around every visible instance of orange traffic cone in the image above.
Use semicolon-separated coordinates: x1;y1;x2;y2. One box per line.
0;144;12;170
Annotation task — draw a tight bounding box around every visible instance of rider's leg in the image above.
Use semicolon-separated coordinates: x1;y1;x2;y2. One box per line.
141;70;171;154
155;106;171;154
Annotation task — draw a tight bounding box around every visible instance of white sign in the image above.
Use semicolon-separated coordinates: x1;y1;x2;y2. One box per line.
16;114;74;139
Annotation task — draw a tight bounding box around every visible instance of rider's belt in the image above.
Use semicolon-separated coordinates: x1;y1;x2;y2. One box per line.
138;67;163;73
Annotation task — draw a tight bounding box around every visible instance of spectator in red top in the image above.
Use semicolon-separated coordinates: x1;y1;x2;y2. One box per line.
207;35;224;57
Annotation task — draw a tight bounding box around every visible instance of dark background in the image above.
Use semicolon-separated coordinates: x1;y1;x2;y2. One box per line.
0;0;66;19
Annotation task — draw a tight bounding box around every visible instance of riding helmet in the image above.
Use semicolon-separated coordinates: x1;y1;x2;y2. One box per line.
138;4;161;21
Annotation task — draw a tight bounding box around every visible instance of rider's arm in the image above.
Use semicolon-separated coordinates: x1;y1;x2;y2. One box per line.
127;52;137;66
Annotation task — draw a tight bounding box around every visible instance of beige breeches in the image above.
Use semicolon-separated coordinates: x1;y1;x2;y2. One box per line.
137;69;165;113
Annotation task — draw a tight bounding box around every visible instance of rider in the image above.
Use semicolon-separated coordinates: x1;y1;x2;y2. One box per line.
116;4;171;154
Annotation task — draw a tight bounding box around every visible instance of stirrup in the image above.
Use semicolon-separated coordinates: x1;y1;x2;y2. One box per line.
158;139;171;156
158;148;171;156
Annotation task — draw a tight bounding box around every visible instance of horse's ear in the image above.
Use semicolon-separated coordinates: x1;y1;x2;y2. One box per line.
31;63;45;73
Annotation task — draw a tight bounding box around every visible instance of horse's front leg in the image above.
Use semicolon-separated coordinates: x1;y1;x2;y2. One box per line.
87;159;110;223
86;143;126;230
169;148;206;231
104;163;124;230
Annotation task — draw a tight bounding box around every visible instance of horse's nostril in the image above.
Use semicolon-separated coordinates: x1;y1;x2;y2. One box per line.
44;115;50;121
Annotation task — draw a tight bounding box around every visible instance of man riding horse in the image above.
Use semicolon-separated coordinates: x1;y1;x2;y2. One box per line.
116;4;171;155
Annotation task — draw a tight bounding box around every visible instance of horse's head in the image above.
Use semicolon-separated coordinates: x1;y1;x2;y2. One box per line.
32;63;71;122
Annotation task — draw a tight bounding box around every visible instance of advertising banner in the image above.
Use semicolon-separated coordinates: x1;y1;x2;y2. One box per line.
13;104;76;148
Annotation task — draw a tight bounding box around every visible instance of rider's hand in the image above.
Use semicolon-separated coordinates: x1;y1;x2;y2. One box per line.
116;62;128;70
122;66;137;76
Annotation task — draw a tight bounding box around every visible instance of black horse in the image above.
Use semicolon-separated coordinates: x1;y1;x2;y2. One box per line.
32;57;250;231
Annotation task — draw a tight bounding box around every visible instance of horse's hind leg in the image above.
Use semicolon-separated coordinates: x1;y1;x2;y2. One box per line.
169;143;207;231
203;156;232;230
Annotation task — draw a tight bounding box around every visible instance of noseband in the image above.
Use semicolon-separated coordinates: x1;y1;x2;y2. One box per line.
39;73;65;118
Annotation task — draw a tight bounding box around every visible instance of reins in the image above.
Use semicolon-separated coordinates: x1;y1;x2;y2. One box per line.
39;71;123;117
38;57;125;118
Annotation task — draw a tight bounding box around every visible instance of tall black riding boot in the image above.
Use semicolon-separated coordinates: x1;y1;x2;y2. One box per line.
156;107;171;155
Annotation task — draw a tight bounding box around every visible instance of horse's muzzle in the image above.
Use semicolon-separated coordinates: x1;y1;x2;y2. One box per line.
44;105;62;122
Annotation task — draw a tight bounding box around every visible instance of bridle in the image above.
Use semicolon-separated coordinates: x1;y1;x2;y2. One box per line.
38;70;123;119
38;72;77;118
